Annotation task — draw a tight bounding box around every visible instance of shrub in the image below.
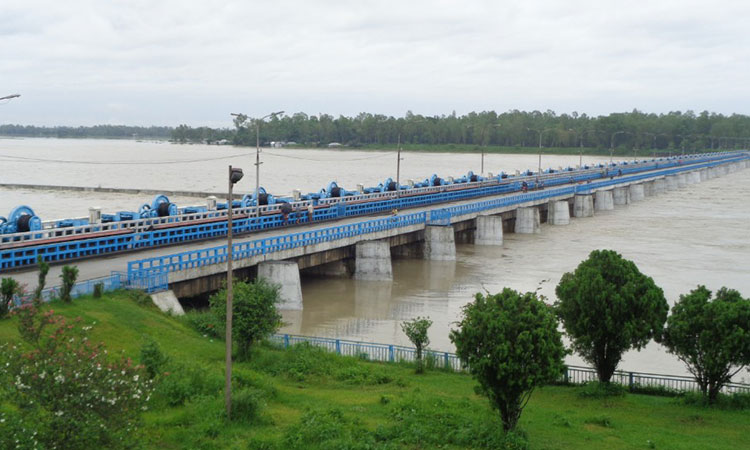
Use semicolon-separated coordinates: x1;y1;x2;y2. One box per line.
450;288;567;431
140;339;170;379
1;277;22;318
33;255;50;305
152;363;222;407
59;265;79;303
183;309;223;338
93;282;104;298
0;306;152;449
210;278;282;361
232;387;266;422
555;250;668;383
401;316;432;374
577;381;626;398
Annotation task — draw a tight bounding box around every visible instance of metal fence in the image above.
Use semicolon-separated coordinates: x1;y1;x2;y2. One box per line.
13;271;129;306
269;334;750;395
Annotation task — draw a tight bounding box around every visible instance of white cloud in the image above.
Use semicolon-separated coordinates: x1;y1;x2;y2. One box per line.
2;0;749;126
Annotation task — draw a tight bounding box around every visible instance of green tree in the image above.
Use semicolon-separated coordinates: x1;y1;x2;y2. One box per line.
400;316;432;374
1;277;22;318
555;250;668;383
450;288;567;431
210;278;282;361
59;265;79;303
33;255;50;306
661;286;750;403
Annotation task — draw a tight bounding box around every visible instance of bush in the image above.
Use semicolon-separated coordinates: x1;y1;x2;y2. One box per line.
232;368;278;398
401;316;432;374
0;306;152;449
183;309;223;338
577;381;627;398
33;255;50;305
210;278;282;361
140;339;170;379
152;363;222;407
93;282;104;298
232;387;266;422
59;265;79;303
1;277;22;318
682;391;750;410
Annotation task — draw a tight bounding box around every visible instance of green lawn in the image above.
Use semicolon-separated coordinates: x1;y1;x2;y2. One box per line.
1;292;747;449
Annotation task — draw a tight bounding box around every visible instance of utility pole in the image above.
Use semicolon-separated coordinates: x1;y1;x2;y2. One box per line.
225;165;244;419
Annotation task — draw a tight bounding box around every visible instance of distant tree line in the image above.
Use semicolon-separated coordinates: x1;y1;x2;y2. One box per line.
224;109;750;151
0;124;172;139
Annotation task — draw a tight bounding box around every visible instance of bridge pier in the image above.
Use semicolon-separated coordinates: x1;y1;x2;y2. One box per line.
665;175;679;190
642;180;655;197
354;240;393;281
573;194;594;218
594;190;614;211
474;214;503;246
613;187;630;205
687;171;701;184
514;207;540;233
653;178;667;194
629;184;645;202
423;225;456;260
700;169;708;181
258;261;303;310
547;201;570;225
676;173;688;188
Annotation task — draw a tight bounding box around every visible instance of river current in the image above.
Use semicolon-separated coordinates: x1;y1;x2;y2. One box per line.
1;138;748;381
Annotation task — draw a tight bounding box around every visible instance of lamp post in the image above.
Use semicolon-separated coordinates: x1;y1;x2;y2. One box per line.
231;111;284;217
609;131;631;164
527;128;556;174
225;165;244;420
0;94;20;101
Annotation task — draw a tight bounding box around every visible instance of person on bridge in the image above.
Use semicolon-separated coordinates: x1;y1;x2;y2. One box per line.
280;202;292;225
307;203;314;222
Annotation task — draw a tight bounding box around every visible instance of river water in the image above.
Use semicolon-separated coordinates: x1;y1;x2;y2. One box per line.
1;138;748;381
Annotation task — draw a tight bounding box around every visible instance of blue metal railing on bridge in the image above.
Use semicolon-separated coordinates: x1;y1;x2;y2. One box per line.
125;154;749;291
2;152;746;271
269;334;750;395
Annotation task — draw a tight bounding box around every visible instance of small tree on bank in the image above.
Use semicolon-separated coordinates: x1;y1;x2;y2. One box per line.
555;250;668;383
661;286;750;403
59;265;79;303
33;255;50;306
450;288;567;431
210;278;282;361
1;278;22;318
401;316;432;374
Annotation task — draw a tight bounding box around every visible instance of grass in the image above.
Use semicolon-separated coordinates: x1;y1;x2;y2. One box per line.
1;291;748;449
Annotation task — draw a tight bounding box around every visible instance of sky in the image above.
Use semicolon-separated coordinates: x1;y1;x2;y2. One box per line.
2;0;750;127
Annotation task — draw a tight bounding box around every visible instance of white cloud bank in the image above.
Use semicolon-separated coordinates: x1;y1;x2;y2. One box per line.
2;0;749;126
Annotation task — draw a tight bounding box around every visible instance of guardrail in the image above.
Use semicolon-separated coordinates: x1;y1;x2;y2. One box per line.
125;153;749;291
13;271;128;306
268;334;750;394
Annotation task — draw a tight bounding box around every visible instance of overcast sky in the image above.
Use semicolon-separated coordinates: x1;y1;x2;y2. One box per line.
2;0;750;127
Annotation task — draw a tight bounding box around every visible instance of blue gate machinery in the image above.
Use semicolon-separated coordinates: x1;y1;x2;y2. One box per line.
1;152;746;271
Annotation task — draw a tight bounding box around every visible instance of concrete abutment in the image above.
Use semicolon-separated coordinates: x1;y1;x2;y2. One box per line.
258;260;303;310
354;240;393;281
423;225;456;260
474;214;503;246
514;207;541;233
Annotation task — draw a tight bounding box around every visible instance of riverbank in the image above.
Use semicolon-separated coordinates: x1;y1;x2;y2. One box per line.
1;292;747;449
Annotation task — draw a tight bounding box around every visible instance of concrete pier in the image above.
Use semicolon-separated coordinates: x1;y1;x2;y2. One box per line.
687;171;701;184
643;180;655;197
629;184;645;202
150;290;185;316
547;201;570;225
573;194;594;218
700;169;708;181
423;225;456;260
613;187;630;206
258;261;303;310
354;240;393;281
676;174;688;188
653;178;667;194
474;214;503;245
515;207;540;233
594;190;614;211
665;175;679;191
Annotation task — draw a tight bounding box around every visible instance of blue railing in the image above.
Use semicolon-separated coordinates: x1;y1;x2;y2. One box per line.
13;271;128;306
126;154;749;290
269;334;750;395
2;152;746;271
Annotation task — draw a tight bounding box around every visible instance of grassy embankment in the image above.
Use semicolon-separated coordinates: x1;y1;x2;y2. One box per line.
1;291;747;449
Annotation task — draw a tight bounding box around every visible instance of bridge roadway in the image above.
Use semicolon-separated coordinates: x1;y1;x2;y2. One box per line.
7;155;748;293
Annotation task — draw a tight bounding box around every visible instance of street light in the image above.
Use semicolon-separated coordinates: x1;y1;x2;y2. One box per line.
231;111;284;217
225;165;244;420
527;128;556;174
479;123;501;175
